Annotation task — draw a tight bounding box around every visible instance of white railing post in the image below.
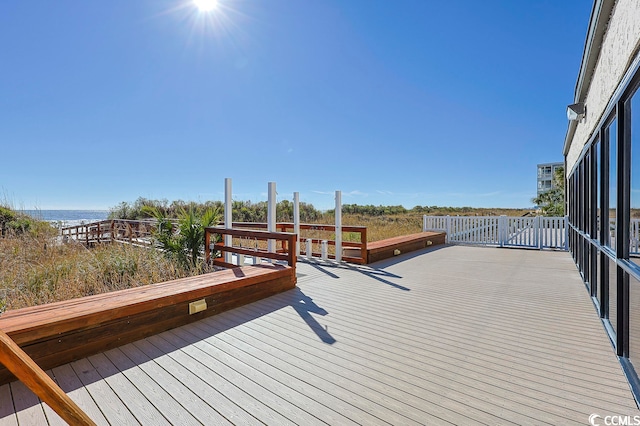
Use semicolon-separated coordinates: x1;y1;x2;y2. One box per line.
224;178;233;264
306;239;313;260
498;215;507;247
423;214;427;232
445;215;451;243
321;240;328;260
564;215;569;250
293;192;300;258
535;215;541;249
267;182;276;262
335;190;342;262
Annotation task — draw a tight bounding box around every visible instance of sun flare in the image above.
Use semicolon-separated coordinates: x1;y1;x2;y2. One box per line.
194;0;218;12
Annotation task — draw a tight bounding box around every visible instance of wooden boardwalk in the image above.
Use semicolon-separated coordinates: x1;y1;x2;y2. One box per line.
0;245;638;425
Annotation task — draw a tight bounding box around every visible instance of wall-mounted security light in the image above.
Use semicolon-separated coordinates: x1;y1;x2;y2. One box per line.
567;102;586;121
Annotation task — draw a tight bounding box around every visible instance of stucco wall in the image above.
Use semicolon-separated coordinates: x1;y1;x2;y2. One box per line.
566;0;640;174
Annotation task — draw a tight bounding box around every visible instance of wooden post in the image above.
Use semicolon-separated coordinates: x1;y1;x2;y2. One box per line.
288;234;297;269
267;182;276;261
224;178;233;264
293;192;300;258
361;227;368;264
0;331;96;425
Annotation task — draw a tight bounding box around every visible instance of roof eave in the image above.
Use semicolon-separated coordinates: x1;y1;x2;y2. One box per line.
563;0;616;156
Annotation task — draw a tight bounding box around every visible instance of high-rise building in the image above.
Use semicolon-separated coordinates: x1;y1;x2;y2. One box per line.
536;162;563;195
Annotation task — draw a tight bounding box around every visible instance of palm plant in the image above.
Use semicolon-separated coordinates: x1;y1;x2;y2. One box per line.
144;206;220;269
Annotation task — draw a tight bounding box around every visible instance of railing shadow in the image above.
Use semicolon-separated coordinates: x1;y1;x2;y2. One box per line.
17;287;333;407
298;245;450;292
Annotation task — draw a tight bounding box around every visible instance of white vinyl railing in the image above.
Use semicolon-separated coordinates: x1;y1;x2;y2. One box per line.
423;215;568;250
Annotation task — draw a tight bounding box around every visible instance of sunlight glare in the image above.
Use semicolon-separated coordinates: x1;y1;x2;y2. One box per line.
194;0;218;12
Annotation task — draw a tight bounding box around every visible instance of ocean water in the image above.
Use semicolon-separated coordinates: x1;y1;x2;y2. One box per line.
20;210;109;228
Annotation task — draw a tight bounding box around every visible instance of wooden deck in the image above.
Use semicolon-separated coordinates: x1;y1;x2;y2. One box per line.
1;245;638;425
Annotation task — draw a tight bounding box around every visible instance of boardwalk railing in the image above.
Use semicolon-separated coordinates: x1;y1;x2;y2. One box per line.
423;215;569;250
61;219;162;247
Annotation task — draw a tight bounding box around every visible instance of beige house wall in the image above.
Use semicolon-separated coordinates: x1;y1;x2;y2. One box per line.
566;0;640;173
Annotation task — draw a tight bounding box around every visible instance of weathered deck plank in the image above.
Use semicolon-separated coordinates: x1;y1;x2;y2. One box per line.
0;245;638;425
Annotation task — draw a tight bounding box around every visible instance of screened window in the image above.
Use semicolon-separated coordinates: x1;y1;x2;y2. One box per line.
606;119;618;251
631;89;640;265
595;140;601;242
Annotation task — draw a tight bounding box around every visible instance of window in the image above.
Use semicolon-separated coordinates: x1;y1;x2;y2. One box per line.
595;140;601;242
631;88;640;265
606;119;618;251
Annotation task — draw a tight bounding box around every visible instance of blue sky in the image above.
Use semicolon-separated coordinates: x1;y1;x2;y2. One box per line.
1;0;591;211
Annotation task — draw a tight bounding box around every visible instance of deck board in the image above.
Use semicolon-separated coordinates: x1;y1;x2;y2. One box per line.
101;347;202;426
130;338;258;425
1;245;639;424
146;333;296;426
172;323;362;425
50;363;109;426
0;384;17;426
70;357;140;425
10;381;47;425
86;352;171;425
116;343;234;425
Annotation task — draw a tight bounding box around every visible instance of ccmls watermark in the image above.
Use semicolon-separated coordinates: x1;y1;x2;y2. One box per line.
589;413;640;426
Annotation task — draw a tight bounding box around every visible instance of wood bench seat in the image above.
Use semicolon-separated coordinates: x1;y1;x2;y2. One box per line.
0;264;296;385
361;231;446;263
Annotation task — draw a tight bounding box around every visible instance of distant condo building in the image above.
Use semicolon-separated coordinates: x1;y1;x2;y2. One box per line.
536;162;563;195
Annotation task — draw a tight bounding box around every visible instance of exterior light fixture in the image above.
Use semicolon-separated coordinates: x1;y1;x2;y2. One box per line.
567;102;586;121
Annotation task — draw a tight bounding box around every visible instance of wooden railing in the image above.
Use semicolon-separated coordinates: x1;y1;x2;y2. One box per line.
229;222;367;264
62;219;368;264
61;219;164;247
279;223;367;264
205;226;297;268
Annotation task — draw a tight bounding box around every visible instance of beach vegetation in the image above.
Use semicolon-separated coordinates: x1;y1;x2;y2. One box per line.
143;205;221;269
0;205;55;237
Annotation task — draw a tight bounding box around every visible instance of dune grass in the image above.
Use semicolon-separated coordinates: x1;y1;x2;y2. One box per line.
0;234;209;312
